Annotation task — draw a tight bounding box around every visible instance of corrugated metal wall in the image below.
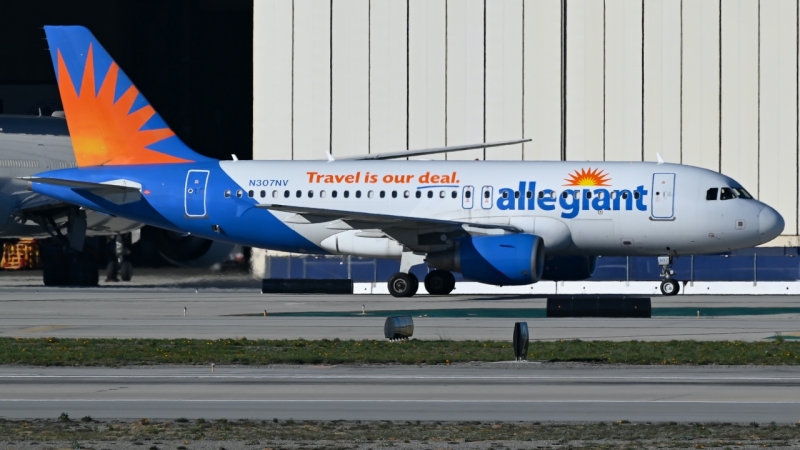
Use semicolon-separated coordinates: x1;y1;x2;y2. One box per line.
254;0;799;244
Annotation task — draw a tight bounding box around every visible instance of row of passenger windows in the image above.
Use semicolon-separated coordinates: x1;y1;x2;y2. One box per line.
221;188;641;200
224;189;460;199
706;187;753;201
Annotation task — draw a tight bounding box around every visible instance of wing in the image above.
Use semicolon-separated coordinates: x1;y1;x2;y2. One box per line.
257;203;519;251
333;139;530;161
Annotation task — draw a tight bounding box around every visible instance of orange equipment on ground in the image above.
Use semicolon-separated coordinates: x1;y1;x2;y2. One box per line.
0;239;41;270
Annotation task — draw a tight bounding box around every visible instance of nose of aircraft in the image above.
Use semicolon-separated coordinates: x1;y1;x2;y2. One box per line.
758;206;784;243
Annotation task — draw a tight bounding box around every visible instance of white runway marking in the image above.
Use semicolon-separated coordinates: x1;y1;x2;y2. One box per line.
2;374;800;381
2;399;800;404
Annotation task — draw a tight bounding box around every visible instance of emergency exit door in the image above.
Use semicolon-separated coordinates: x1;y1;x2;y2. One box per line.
651;173;675;219
185;170;209;217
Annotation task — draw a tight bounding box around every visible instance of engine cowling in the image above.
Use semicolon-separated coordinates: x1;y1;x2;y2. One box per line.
540;255;597;281
426;234;545;285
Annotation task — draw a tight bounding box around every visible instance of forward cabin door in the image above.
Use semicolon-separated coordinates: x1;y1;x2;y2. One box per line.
185;170;210;218
651;173;676;219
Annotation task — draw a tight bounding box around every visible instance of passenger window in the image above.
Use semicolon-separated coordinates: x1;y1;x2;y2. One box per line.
427;191;433;198
561;191;569;199
621;192;628;200
367;191;374;199
355;190;361;198
720;187;735;200
526;191;532;199
586;191;592;199
514;191;520;199
706;188;718;201
271;190;277;198
538;191;543;199
236;190;243;198
284;190;290;198
295;190;302;198
392;191;398;198
320;190;327;198
344;191;350;198
332;190;338;198
439;191;445;198
260;190;266;198
451;191;457;199
502;191;509;199
633;192;640;200
416;191;422;198
248;190;254;198
308;190;314;198
224;190;231;198
404;190;410;198
380;191;386;198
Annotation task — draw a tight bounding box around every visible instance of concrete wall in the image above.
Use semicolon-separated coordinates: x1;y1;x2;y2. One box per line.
254;0;800;245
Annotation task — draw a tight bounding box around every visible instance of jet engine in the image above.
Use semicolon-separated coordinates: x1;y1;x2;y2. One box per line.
151;228;235;268
426;234;545;285
540;255;597;281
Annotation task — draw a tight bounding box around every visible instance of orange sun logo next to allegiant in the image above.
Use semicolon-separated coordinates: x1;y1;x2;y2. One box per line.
55;45;192;167
563;168;611;187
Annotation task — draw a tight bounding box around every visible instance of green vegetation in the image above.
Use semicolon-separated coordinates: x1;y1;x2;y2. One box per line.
1;337;800;366
1;418;799;449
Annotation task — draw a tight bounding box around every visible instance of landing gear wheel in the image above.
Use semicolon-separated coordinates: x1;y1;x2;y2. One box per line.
43;256;69;286
70;255;98;287
388;272;418;298
119;261;133;282
660;279;680;296
424;270;456;295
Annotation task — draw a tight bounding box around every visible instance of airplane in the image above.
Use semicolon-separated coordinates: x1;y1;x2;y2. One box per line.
23;25;785;296
0;113;233;286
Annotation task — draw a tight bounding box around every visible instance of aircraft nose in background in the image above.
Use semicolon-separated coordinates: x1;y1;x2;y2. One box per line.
759;206;784;243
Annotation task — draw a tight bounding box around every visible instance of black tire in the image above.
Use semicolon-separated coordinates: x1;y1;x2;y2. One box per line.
119;261;133;281
70;255;98;287
43;258;69;286
408;274;419;297
424;270;455;295
660;279;680;296
388;272;417;298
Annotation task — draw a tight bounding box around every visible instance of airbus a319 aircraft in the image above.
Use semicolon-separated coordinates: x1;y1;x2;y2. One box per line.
25;26;784;296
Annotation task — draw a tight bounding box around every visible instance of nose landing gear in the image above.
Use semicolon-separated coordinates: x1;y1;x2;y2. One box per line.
658;255;680;296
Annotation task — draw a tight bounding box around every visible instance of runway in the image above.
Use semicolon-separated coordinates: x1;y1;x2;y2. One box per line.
0;279;799;340
2;365;800;422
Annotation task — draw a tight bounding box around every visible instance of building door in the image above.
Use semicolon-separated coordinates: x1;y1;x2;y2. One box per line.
651;173;676;219
185;170;209;217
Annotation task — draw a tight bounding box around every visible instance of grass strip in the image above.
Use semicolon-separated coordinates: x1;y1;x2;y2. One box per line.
2;417;800;449
2;337;800;366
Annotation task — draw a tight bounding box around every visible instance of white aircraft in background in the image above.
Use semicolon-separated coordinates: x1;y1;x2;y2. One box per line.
26;26;786;296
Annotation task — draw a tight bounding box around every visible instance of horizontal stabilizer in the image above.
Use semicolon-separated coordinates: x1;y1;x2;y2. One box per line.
335;139;531;161
19;177;142;205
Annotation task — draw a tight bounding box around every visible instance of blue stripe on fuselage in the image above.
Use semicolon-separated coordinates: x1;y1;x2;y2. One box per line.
30;163;319;253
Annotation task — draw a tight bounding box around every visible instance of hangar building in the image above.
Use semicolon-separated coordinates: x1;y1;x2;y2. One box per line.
253;0;799;246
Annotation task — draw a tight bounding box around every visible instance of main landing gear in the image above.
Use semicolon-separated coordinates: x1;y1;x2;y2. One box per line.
388;250;456;298
658;255;680;296
34;207;99;287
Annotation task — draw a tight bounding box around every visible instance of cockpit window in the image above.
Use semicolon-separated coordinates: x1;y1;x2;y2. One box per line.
720;187;735;200
706;188;718;201
733;187;753;199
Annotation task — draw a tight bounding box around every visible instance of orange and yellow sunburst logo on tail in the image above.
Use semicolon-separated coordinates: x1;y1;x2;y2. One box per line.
56;44;190;167
563;168;611;186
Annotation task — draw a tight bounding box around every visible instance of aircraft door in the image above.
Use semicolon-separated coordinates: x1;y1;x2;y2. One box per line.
651;173;675;219
185;170;210;218
481;186;493;210
462;186;474;209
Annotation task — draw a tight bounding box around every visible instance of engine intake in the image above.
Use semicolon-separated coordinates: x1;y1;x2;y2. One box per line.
426;234;545;286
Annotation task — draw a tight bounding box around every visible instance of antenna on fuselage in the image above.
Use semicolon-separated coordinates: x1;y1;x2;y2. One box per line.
326;151;336;162
656;153;665;165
